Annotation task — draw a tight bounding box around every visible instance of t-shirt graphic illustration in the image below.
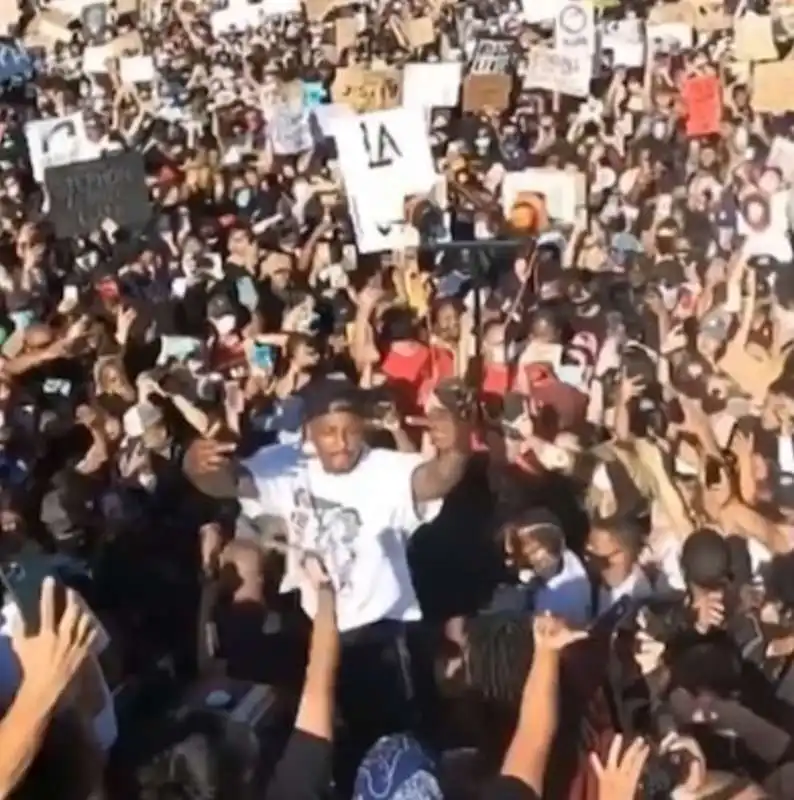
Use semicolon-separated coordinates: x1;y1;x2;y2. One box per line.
290;487;361;595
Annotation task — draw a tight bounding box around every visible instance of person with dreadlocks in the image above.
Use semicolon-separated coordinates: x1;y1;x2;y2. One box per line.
432;611;536;797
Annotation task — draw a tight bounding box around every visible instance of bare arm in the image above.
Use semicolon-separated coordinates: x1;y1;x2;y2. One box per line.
0;682;59;797
499;617;585;795
293;585;339;739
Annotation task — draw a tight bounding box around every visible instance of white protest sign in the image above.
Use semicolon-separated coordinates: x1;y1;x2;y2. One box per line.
768;137;794;184
210;5;262;36
82;42;115;72
309;103;355;138
555;0;596;55
262;0;301;14
524;48;591;98
402;62;462;109
25;113;92;183
120;54;155;84
600;19;644;68
521;0;564;23
49;0;98;16
554;0;595;94
501;168;584;225
269;106;314;154
332;108;437;253
646;22;693;52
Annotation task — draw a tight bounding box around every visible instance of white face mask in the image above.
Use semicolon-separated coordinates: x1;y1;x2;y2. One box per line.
214;314;236;336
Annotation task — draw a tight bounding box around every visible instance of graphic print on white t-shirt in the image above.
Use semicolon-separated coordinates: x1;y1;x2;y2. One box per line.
240;443;444;632
290;486;362;596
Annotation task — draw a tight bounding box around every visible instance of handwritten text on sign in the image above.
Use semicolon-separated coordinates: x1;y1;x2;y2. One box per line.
523;48;591;98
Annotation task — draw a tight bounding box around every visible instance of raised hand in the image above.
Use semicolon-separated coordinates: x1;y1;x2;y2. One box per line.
11;578;97;709
590;734;650;800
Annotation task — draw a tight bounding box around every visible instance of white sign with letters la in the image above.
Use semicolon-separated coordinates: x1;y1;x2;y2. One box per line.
25;113;92;183
332;108;437;253
524;48;591;98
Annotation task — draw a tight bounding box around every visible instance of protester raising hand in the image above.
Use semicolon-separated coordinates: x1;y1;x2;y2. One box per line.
590;735;651;800
12;577;97;702
532;611;588;653
0;578;97;798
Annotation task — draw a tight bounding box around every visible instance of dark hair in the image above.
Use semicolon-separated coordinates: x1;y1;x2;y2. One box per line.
135;711;244;800
380;306;417;343
464;613;533;707
762;551;794;612
590;513;647;557
462;613;533;763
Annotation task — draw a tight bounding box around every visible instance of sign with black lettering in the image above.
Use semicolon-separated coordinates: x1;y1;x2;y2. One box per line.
332;107;436;253
470;37;513;75
26;113;92;183
45;152;152;239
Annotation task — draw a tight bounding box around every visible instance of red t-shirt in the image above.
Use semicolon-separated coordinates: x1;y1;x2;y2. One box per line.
481;362;510;400
429;344;456;382
381;342;432;414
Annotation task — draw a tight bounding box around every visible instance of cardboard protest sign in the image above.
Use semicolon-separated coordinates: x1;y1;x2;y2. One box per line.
734;14;777;62
461;74;512;112
331;67;401;113
0;39;33;87
753;61;794;113
116;0;139;15
686;0;730;32
45;152;152;239
24;10;73;50
26;113;93;183
0;4;19;36
331;107;436;253
648;2;694;24
402;62;462;108
682;74;722;137
335;17;358;54
402;16;435;49
303;0;353;22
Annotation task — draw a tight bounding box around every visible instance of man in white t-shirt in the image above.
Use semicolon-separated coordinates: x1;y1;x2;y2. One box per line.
185;375;471;630
183;375;471;791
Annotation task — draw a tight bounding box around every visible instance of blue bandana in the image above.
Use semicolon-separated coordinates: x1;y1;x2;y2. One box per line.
353;734;443;800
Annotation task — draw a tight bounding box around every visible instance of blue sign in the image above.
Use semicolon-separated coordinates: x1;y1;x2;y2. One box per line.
0;39;33;86
302;81;327;109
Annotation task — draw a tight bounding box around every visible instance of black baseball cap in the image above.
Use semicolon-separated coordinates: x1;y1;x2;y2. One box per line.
301;376;363;422
681;528;732;589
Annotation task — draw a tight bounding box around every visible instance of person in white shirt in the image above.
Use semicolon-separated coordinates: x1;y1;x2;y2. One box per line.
182;374;471;792
585;516;655;617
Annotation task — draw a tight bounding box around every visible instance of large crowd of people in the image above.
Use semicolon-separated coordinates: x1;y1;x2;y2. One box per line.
2;0;794;797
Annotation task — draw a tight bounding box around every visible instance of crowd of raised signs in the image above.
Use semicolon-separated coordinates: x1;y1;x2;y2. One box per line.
5;0;794;798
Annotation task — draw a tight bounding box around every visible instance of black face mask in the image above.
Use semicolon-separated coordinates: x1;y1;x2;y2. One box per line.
701;391;728;416
656;236;675;255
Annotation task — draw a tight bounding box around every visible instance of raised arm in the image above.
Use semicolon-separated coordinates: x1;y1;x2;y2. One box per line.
410;404;470;505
